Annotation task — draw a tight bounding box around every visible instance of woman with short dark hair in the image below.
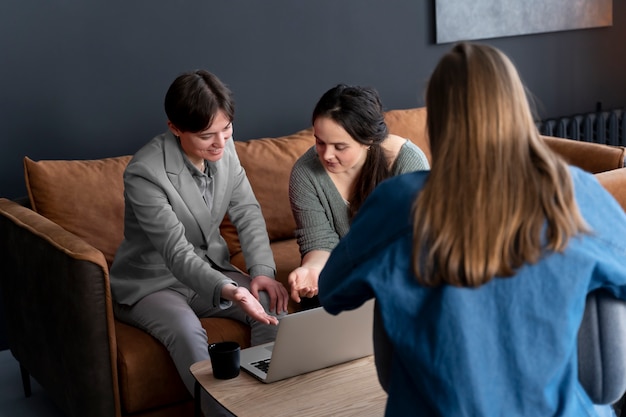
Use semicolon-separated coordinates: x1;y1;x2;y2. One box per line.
110;70;288;405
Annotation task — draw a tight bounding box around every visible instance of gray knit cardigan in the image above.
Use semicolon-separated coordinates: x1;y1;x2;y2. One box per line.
288;140;429;257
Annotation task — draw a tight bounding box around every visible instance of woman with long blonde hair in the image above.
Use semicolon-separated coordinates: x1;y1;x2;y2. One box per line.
318;42;626;416
413;41;585;287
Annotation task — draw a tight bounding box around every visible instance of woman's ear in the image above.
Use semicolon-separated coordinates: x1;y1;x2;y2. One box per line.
167;120;181;137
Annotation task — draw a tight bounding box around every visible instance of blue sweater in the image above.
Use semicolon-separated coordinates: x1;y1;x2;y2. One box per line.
319;167;626;417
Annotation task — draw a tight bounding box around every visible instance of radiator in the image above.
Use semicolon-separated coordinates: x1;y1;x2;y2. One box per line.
536;108;626;147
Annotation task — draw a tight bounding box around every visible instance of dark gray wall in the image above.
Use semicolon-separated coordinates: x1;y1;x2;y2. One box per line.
1;0;625;199
0;1;625;349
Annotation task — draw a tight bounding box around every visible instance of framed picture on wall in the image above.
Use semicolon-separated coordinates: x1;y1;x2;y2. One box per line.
435;0;613;44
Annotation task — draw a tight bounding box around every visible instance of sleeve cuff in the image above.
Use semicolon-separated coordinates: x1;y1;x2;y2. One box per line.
215;279;238;309
249;264;276;279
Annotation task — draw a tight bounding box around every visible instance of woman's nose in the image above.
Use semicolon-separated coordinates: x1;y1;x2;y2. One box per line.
215;133;227;146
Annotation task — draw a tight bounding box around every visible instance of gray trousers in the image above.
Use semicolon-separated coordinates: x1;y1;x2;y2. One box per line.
114;271;284;396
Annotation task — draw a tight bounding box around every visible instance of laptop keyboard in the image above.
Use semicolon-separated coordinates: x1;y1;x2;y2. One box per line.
251;359;271;373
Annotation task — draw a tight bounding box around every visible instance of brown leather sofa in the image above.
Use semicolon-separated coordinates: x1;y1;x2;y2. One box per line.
0;107;625;417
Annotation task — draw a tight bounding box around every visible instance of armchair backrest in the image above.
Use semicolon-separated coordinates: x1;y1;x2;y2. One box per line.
578;290;626;404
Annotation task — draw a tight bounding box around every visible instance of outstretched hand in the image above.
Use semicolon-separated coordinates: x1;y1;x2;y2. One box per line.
287;266;321;303
222;284;279;325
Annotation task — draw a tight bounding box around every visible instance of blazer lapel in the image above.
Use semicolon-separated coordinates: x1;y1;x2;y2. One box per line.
206;139;235;219
162;133;213;242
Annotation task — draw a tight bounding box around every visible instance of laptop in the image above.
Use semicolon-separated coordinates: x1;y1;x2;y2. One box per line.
240;299;375;383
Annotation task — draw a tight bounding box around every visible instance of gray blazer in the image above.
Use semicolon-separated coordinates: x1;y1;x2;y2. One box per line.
110;131;275;307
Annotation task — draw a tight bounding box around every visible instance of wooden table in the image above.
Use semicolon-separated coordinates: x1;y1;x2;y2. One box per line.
190;355;387;416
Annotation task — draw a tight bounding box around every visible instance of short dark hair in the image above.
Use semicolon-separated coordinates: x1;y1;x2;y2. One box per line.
164;70;235;133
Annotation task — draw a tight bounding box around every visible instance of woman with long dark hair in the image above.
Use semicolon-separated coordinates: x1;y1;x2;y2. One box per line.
288;84;429;306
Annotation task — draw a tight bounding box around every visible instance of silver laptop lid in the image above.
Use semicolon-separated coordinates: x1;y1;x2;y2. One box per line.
241;299;375;383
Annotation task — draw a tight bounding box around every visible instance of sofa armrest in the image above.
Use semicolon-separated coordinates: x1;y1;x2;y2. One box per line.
596;168;626;212
543;136;626;173
0;198;120;417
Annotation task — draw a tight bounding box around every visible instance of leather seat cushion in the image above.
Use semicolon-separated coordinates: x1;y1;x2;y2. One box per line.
115;318;250;414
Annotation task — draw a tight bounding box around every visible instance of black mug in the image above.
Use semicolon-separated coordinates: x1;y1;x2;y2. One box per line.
208;341;241;379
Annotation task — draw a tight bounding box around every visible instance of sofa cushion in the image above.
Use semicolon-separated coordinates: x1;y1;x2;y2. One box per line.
221;128;315;256
24;156;131;268
384;107;431;163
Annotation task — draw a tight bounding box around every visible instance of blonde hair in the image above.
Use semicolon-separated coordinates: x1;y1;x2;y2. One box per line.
412;42;588;287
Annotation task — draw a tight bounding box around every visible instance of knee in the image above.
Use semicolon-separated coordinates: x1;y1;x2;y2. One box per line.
161;317;208;350
256;290;271;310
256;291;286;320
